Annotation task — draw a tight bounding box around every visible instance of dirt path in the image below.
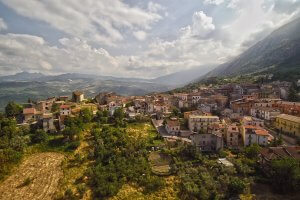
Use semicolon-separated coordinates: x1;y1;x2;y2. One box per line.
0;152;65;200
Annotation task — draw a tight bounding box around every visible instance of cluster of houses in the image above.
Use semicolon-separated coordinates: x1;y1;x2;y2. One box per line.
19;81;300;154
21;91;97;132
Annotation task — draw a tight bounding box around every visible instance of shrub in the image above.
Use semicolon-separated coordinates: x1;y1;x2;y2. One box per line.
67;141;81;151
227;177;246;197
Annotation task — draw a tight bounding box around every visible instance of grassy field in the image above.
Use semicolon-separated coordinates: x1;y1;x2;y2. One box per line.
126;122;164;146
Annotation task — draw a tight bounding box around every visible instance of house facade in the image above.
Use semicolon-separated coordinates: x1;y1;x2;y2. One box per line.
275;114;300;137
226;124;241;148
241;126;269;146
165;119;180;135
190;133;223;152
188;115;219;133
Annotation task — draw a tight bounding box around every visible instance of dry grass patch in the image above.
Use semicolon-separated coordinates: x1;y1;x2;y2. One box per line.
0;152;64;200
110;176;180;200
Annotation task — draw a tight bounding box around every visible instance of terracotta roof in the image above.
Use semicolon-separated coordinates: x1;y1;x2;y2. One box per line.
277;101;300;106
244;125;259;129
189;115;219;119
23;108;36;115
167;119;180;127
60;105;70;109
255;129;269;136
261;146;300;160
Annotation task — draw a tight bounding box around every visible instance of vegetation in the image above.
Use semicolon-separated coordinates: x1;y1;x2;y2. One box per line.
87;125;165;198
5;101;23;118
164;144;253;200
270;158;300;194
0;114;29;181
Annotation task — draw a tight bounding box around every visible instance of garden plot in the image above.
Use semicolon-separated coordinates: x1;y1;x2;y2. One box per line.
149;152;172;176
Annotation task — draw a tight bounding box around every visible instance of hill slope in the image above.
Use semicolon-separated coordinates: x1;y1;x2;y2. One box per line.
202;17;300;81
153;65;216;86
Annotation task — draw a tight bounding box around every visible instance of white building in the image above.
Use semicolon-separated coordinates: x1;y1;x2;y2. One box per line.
60;105;71;116
242;126;269;146
165;119;180;135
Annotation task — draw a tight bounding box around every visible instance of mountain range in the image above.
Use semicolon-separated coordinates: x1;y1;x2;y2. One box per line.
199;17;300;82
0;66;211;110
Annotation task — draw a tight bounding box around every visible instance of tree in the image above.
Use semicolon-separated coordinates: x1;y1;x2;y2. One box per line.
51;103;60;113
62;126;81;141
113;108;124;120
80;108;93;123
172;108;179;117
5;102;22;118
271;158;300;194
244;144;261;159
31;129;48;143
227;177;247;197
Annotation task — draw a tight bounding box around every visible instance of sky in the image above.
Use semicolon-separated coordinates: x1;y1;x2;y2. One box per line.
0;0;299;78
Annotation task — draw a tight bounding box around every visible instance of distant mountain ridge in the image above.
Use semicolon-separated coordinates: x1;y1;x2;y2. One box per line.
200;17;300;81
153;65;216;86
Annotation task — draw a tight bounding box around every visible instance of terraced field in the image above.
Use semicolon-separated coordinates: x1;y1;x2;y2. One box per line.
0;152;64;200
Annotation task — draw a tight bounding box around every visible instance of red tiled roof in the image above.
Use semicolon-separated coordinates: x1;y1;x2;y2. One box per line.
261;146;300;160
167;119;180;127
23;108;36;115
255;129;269;136
244;125;258;129
60;105;70;109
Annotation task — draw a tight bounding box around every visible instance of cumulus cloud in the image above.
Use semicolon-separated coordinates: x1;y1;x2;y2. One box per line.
0;0;299;78
133;31;147;41
204;0;224;5
0;18;7;31
181;11;215;38
0;0;162;46
0;34;120;75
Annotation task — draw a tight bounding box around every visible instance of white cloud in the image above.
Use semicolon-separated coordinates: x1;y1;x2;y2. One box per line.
204;0;224;5
148;1;165;12
133;31;147;41
191;11;215;37
0;34;120;75
0;0;162;46
0;0;299;78
180;11;215;39
227;0;240;9
0;18;7;31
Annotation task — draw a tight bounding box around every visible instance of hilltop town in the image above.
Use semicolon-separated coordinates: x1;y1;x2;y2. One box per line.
0;75;300;200
17;80;300;148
